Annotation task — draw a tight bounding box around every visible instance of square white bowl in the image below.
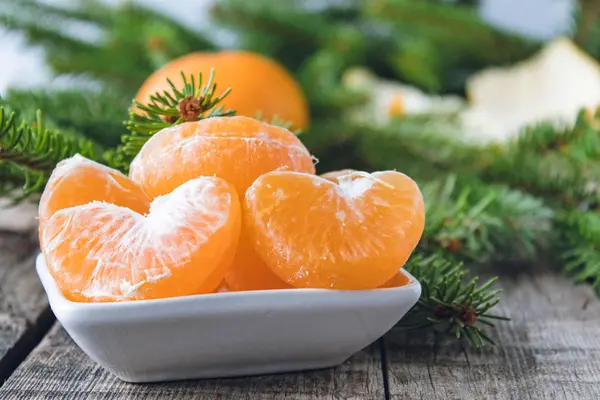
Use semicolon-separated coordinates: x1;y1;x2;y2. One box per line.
36;253;421;383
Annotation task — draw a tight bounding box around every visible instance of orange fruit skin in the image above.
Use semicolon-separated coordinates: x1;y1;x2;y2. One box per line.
129;116;315;200
135;51;310;130
244;170;425;290
39;156;241;302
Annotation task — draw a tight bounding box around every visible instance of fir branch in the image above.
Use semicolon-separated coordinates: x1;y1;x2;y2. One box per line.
358;116;490;182
483;111;600;206
420;176;554;263
2;89;130;147
211;0;328;66
120;70;235;161
0;163;32;199
0;106;100;201
253;112;302;134
574;0;600;47
398;254;508;347
365;0;539;65
557;209;600;291
0;0;214;93
0;0;113;26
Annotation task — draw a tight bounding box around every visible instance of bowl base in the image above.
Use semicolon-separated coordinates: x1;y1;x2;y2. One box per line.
113;357;348;383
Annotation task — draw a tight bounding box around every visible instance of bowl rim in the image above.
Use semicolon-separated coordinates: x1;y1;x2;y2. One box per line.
36;252;421;315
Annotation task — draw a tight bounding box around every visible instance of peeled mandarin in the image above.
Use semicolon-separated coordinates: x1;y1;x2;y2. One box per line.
39;155;241;302
224;234;292;292
379;272;410;288
244;170;425;290
38;155;151;229
129;116;315;199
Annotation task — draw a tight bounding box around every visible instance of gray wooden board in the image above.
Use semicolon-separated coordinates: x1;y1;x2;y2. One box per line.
385;270;600;400
0;324;385;399
0;232;52;382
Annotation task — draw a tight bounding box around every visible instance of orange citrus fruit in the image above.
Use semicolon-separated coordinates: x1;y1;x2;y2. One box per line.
380;272;410;288
38;155;151;228
224;234;292;292
135;50;309;130
129;116;315;199
244;170;425;290
39;155;241;302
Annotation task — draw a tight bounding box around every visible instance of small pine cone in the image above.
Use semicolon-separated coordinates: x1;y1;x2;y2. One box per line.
459;305;478;326
178;96;205;121
446;239;462;253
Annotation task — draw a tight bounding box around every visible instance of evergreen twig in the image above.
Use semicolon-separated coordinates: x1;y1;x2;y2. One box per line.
420;176;554;262
0;106;100;200
482;111;600;206
557;208;600;292
398;254;508;347
120;70;235;162
1;89;130;148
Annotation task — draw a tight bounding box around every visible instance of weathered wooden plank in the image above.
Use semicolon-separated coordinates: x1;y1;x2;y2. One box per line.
0;324;386;399
0;232;53;383
385;270;600;400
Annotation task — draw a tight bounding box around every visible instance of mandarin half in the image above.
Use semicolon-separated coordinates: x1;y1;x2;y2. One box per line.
135;50;309;130
244;170;425;290
39;155;241;302
224;234;292;292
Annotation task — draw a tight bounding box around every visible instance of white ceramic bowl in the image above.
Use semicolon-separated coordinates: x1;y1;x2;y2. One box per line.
36;253;421;383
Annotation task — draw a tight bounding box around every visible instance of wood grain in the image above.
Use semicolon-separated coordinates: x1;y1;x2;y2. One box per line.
0;324;386;399
385;270;600;400
0;232;53;383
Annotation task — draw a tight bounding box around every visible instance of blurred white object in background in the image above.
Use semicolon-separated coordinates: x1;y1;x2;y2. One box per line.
342;67;465;126
463;38;600;142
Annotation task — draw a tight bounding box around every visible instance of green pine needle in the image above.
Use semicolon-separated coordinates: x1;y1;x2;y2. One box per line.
121;70;235;162
483;110;600;206
398;254;508;348
420;175;554;262
557;209;600;291
253;111;302;134
0;106;100;200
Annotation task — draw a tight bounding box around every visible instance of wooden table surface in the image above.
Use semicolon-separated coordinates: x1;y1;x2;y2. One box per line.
0;232;599;399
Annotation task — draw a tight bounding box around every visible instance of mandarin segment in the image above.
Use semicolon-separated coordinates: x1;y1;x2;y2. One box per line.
244;171;425;290
379;272;410;288
39;154;151;225
224;234;292;292
39;157;241;302
129;116;315;199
